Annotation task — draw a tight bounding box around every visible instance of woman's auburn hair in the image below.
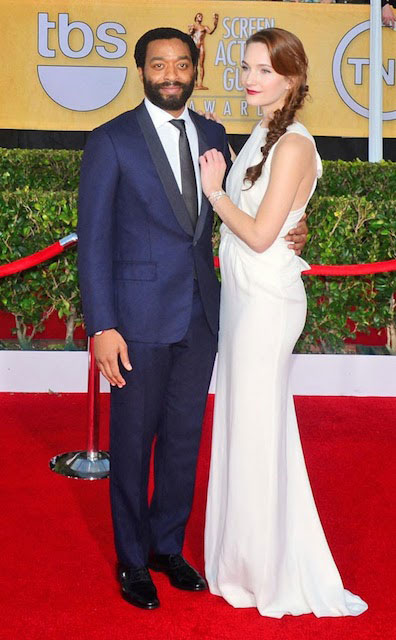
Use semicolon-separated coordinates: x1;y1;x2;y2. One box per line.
244;28;309;188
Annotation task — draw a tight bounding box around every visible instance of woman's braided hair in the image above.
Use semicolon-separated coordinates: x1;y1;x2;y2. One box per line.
244;28;309;188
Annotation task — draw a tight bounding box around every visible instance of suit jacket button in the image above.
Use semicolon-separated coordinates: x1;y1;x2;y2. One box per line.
193;240;197;246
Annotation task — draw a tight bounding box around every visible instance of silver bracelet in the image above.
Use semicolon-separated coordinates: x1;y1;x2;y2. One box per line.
208;189;227;206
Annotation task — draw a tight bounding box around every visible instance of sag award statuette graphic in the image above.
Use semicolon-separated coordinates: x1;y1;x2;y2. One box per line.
188;12;219;90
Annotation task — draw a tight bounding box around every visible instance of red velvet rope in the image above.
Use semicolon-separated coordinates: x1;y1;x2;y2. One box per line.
213;256;396;276
0;235;77;278
0;237;394;278
302;260;396;276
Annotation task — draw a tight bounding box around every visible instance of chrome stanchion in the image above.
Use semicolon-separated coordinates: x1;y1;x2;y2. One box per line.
49;337;110;480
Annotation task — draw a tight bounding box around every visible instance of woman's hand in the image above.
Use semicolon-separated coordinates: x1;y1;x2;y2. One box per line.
199;149;227;199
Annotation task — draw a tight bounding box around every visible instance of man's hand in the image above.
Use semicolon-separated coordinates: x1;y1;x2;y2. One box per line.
285;215;308;256
94;329;132;388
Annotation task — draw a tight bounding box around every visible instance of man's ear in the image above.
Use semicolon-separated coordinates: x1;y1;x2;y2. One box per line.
137;67;144;83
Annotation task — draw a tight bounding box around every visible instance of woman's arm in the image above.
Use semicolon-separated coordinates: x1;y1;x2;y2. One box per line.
200;134;315;254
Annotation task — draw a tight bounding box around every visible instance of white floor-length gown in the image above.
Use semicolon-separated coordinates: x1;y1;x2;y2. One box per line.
204;121;367;618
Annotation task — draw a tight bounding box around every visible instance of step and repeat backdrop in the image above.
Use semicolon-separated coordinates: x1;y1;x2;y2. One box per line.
1;0;395;136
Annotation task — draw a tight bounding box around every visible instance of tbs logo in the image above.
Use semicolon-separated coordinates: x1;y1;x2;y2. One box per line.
37;12;128;111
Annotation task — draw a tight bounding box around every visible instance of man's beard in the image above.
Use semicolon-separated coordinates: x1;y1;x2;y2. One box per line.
143;76;195;112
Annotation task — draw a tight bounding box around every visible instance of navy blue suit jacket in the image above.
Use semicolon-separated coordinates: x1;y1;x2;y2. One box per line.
77;102;231;343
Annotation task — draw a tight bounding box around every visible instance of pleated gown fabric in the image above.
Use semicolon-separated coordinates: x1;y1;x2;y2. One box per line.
204;122;368;618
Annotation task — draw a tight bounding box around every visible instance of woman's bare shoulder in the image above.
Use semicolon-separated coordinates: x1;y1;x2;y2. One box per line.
277;132;314;152
272;132;315;167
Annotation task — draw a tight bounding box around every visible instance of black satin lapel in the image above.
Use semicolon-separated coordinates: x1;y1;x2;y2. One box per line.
194;193;211;243
190;110;211;242
136;104;194;237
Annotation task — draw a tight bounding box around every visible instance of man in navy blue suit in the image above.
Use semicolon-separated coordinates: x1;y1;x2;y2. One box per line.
78;27;307;610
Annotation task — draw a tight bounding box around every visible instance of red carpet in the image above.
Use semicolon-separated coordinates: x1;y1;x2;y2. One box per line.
0;393;394;640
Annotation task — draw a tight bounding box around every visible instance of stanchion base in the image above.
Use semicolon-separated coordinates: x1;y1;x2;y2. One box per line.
49;450;110;480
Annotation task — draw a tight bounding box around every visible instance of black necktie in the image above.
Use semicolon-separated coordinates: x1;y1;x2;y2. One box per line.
170;119;198;228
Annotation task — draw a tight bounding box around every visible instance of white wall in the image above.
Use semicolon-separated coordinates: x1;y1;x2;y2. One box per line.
0;352;395;396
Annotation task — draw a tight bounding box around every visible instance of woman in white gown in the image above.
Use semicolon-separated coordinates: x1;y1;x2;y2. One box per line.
199;28;367;618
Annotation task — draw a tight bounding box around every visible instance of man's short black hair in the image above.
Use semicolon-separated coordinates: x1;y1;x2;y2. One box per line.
134;27;199;69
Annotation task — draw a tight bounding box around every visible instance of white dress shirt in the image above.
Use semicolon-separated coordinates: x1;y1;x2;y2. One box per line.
144;97;202;213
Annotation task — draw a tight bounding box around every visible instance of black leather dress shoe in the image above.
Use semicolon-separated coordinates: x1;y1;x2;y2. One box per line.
148;554;207;591
118;566;160;609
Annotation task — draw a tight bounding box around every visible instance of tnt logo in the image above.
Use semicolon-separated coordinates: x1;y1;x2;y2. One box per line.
332;21;396;121
37;13;128;111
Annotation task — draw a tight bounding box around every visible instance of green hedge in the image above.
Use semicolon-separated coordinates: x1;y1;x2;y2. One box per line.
0;149;81;191
2;149;396;198
301;195;395;352
0;149;395;352
0;189;80;348
316;159;396;200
